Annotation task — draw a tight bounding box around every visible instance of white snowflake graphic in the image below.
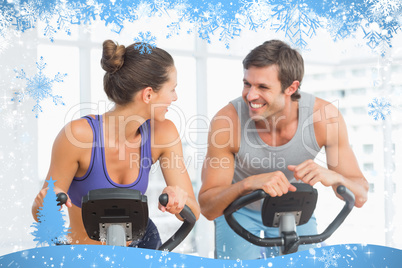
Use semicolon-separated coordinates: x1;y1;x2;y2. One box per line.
161;248;169;257
98;0;128;34
148;0;170;17
12;56;66;118
240;0;272;31
15;1;37;33
0;35;11;55
318;247;341;268
192;2;228;44
1;0;402;54
368;97;391;120
271;2;322;50
0;109;24;129
368;0;401;17
54;4;74;36
134;31;157;54
133;1;153;19
325;2;361;43
0;8;14;39
218;20;243;49
33;0;75;42
166;1;192;39
362;24;395;57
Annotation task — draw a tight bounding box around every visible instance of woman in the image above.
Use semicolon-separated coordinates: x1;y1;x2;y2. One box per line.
32;40;200;248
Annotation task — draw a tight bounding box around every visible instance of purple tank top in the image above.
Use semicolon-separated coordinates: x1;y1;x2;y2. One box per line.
68;115;152;208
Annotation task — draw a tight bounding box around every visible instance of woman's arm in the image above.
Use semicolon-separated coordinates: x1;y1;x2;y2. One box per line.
32;119;93;221
152;119;200;221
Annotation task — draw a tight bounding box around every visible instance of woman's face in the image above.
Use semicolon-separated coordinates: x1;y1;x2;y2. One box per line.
151;66;178;121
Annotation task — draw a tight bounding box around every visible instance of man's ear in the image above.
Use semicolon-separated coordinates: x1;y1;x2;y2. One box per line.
285;80;300;96
142;87;154;104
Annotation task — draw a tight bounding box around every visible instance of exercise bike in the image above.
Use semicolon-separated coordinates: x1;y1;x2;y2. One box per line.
224;183;355;255
57;188;196;251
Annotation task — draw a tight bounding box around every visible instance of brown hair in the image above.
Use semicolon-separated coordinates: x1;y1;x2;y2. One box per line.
101;40;174;105
242;40;303;101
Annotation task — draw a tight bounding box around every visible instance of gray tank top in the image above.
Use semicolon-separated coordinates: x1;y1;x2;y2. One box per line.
230;92;321;210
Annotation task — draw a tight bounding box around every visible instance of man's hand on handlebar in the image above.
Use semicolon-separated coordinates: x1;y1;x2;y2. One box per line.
245;171;297;197
288;160;343;187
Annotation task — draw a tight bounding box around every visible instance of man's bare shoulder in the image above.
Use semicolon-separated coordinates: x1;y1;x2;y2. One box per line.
209;102;240;152
313;96;348;147
212;102;239;126
313;96;343;123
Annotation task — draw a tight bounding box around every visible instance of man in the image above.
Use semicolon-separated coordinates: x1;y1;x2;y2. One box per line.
198;40;368;259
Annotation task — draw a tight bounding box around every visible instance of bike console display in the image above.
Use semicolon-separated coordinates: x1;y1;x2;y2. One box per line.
81;188;196;251
261;183;318;227
81;188;148;242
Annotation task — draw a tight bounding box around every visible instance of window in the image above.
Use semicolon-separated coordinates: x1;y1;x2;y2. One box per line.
339;107;347;115
350;87;366;96
363;163;374;171
363;144;374;154
313;73;327;80
207;57;243;119
369;183;375;193
352;68;366;77
37;44;80;180
352;106;367;114
333;70;346;78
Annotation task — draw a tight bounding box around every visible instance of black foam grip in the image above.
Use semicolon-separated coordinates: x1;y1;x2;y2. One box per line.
159;193;169;206
56;192;68;206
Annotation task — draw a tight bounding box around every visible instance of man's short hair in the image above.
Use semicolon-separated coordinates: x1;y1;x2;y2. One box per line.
242;40;304;101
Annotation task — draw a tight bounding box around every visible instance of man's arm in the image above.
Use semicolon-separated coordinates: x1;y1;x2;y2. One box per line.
288;98;368;207
199;104;296;220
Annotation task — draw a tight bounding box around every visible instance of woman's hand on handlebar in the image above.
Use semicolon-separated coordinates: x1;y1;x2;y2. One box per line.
158;185;188;215
34;187;72;210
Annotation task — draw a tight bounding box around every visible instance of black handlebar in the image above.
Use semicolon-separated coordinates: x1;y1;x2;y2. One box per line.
224;185;355;247
224;190;283;246
157;193;196;251
300;185;355;245
56;192;68;206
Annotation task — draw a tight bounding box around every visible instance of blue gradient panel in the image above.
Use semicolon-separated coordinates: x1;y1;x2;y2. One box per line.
0;244;401;267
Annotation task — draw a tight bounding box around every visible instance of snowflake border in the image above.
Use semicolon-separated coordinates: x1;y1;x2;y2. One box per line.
12;56;67;118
